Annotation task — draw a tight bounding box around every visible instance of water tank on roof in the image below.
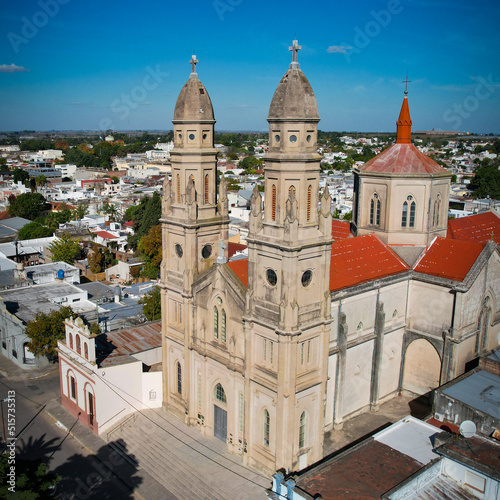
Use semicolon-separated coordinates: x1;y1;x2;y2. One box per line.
57;269;65;280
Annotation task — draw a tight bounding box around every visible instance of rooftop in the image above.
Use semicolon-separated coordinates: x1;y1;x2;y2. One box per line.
447;211;500;245
413;237;485;282
330;234;409;292
331;219;352;240
95;321;161;367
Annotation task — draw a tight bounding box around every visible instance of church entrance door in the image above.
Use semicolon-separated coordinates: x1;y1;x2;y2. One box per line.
214;405;227;442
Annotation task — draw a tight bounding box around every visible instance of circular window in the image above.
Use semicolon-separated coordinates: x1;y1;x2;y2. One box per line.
266;269;277;287
202;244;212;259
175;244;183;258
275;134;280;143
289;135;297;143
189;133;195;140
178;133;182;140
301;270;312;287
306;135;312;142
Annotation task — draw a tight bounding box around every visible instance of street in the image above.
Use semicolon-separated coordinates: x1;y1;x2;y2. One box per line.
0;370;135;499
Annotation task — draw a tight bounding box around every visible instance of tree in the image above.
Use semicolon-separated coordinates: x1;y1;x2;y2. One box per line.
0;453;60;498
73;203;89;220
17;221;53;240
139;286;161;321
25;306;73;358
35;174;47;191
48;233;81;264
138;224;162;278
8;192;47;220
469;159;500;199
12;168;29;185
88;244;116;273
55;139;69;150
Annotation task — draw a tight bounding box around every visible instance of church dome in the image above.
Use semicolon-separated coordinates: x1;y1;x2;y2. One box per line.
173;58;214;122
268;67;319;122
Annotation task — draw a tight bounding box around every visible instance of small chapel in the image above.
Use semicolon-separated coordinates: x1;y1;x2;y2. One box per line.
160;41;500;474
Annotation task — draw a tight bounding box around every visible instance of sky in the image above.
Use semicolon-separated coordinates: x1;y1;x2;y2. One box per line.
0;0;499;134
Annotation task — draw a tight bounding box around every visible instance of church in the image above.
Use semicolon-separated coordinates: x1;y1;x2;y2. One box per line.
160;40;500;474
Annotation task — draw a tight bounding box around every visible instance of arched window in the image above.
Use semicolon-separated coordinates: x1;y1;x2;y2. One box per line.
307;185;312;221
370;193;380;226
263;409;270;447
69;334;73;349
436;194;441;226
76;335;81;355
221;309;226;344
214;383;226;403
204;174;209;204
402;201;408;227
84;343;88;360
272;185;277;221
176;174;180;203
214;306;219;340
409;201;416;228
177;362;182;395
299;411;306;448
370;199;374;225
288;185;296;196
376;199;381;225
432;201;437;227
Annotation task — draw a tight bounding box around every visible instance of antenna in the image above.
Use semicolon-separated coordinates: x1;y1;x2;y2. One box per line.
459;420;477;439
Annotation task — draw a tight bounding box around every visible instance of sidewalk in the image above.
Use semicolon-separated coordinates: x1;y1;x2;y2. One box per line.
0;355;59;381
45;398;173;500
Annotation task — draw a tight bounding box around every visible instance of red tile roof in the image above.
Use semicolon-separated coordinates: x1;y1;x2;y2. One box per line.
330;234;409;292
0;210;10;221
228;242;247;258
227;259;248;287
414;237;484;282
447;211;500;245
332;220;352;240
124;221;133;227
95;230;118;240
359;143;448;175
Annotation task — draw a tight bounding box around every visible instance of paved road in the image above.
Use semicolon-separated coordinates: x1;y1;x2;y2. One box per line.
0;371;134;499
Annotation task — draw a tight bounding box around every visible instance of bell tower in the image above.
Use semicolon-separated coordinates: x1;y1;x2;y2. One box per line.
244;41;333;473
161;55;229;420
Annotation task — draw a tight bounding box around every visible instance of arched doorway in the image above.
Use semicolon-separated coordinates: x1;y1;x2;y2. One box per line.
403;339;441;395
213;383;227;443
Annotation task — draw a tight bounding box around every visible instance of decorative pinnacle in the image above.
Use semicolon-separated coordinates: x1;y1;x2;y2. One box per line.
289;39;301;69
190;54;199;79
402;73;411;95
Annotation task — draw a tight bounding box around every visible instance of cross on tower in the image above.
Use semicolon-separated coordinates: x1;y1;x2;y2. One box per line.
190;54;199;74
402;73;411;94
289;39;301;68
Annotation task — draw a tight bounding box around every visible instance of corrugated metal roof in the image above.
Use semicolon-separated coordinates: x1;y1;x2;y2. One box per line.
96;321;162;367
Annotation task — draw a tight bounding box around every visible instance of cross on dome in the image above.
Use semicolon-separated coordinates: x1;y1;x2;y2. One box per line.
189;54;199;79
289;39;301;69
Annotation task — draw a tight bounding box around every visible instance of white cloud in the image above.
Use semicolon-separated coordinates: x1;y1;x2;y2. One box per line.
326;45;352;54
0;63;29;73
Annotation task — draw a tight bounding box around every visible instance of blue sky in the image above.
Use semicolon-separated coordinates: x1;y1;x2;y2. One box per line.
1;0;499;133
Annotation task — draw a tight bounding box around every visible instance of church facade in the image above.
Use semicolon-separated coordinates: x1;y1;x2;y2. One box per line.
160;43;500;474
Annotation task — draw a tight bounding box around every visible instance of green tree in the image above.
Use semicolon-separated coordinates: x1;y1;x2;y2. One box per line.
0;453;60;498
126;193;161;250
17;221;53;240
25;306;73;358
139;286;161;321
74;203;89;220
12;168;30;184
48;233;81;264
469;159;500;199
8;192;47;220
35;174;47;191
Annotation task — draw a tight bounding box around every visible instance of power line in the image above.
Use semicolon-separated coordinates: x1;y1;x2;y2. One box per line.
98;375;287;498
